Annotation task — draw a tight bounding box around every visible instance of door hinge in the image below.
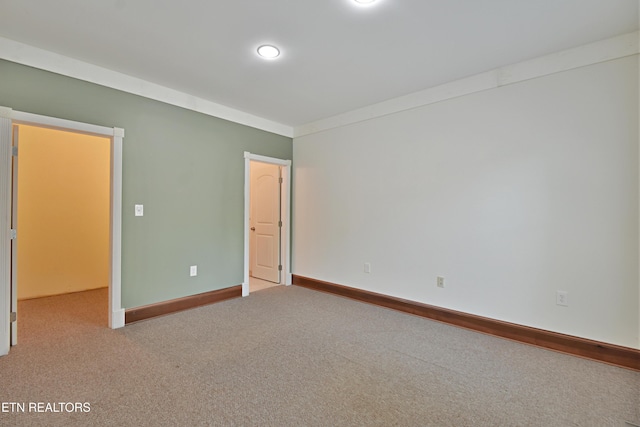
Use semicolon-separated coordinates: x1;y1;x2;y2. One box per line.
279;177;283;184
278;265;282;271
10;312;16;322
10;229;16;240
278;220;282;227
12;146;17;156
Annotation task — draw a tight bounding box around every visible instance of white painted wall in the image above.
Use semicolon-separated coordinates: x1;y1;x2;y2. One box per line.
293;56;639;348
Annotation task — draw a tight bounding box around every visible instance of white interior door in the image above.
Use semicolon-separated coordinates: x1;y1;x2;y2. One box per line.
250;162;281;283
0;113;10;356
10;125;18;346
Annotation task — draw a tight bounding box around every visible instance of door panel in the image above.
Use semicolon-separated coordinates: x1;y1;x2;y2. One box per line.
250;162;280;283
10;125;18;346
256;235;275;267
0;115;11;356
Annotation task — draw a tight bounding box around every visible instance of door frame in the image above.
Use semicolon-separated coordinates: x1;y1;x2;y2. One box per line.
243;152;291;296
0;107;124;356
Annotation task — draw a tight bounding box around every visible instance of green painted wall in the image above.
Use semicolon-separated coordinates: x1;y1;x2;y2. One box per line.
0;59;293;308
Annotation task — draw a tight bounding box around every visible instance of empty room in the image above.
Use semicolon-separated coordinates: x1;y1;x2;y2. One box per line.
0;1;639;426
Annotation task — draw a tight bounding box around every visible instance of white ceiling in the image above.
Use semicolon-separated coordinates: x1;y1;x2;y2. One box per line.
0;0;637;129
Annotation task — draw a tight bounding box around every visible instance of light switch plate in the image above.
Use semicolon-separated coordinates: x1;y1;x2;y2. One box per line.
190;265;197;277
134;204;144;217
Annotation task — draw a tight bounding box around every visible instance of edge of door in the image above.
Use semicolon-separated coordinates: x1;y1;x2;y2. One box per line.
1;108;12;356
10;125;18;345
243;152;292;296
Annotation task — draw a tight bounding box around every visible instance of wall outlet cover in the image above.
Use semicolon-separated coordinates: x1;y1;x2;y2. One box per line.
556;290;568;307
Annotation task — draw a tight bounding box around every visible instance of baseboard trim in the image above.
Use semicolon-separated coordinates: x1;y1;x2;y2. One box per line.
292;275;640;371
125;285;242;324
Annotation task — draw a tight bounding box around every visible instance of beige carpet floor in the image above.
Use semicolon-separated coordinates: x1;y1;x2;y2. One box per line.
1;285;639;426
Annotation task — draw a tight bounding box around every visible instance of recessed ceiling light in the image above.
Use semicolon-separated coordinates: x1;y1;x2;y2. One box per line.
257;45;280;59
351;0;381;8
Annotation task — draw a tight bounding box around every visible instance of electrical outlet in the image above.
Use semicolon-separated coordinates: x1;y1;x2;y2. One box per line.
134;204;144;217
364;262;371;274
437;276;445;288
556;290;568;307
190;265;197;277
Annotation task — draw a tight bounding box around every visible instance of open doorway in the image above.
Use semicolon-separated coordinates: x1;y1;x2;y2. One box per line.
243;152;292;296
0;108;124;357
12;124;111;336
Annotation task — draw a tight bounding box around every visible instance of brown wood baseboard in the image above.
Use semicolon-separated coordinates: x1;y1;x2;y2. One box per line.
125;285;242;324
292;275;640;371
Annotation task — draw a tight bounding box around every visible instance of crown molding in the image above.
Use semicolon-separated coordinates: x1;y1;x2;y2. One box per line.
1;32;636;141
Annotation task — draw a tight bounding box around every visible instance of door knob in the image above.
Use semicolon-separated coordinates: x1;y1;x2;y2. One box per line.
250;227;255;231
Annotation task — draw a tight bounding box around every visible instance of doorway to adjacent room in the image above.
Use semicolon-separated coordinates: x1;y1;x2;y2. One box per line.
243;152;291;296
12;124;111;340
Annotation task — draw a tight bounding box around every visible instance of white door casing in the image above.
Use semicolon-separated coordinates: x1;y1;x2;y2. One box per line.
250;161;281;283
0;107;124;356
10;125;18;346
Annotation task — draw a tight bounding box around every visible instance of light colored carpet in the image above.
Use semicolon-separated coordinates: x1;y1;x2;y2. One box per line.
1;285;639;426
